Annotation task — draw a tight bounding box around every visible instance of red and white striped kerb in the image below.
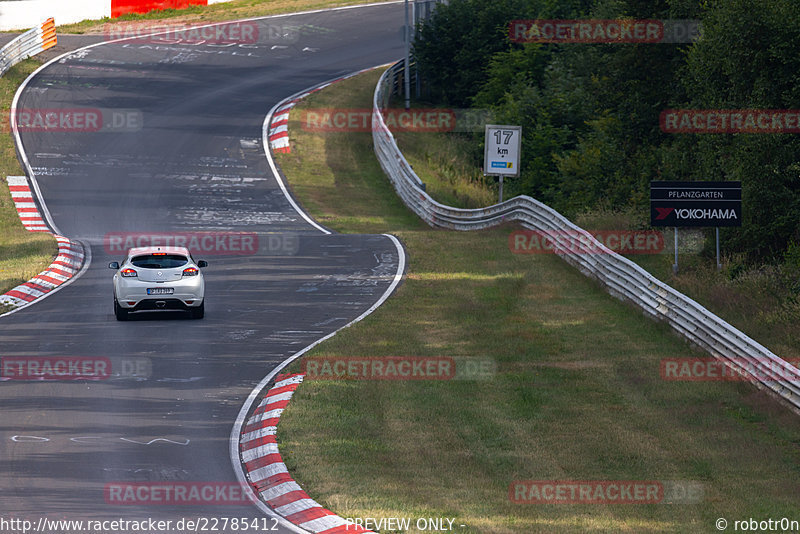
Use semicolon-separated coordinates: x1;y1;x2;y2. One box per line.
0;176;84;309
240;373;375;534
267;69;378;155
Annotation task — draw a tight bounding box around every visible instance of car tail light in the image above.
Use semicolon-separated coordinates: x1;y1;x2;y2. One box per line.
182;267;199;277
120;268;137;277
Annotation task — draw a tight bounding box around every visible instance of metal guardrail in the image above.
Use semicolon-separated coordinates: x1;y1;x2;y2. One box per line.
372;60;800;413
0;18;57;77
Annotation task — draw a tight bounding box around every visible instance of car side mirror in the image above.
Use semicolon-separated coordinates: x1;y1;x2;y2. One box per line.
108;262;119;269
197;260;208;268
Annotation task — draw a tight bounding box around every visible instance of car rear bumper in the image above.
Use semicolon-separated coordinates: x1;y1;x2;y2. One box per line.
128;298;201;312
114;278;203;309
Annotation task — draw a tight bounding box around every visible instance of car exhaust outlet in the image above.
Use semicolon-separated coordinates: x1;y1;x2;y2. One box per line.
155;301;166;308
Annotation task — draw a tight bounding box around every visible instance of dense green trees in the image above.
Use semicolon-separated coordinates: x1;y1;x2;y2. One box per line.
412;0;800;262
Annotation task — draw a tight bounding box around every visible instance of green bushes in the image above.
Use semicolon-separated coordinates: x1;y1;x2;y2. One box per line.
413;0;800;264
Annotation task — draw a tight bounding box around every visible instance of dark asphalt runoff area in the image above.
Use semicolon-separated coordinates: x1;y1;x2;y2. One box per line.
0;4;405;532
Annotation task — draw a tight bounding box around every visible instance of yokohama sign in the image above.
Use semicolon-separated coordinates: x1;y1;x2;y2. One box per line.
650;181;742;227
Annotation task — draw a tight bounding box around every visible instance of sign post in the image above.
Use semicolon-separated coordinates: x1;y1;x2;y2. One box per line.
404;0;410;110
674;227;679;274
484;125;521;203
650;181;742;273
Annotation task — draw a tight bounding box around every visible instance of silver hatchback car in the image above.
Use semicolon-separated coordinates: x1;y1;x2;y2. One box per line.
109;246;207;320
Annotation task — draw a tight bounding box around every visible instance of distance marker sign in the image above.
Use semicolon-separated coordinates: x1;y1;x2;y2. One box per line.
650;181;741;227
484;125;521;177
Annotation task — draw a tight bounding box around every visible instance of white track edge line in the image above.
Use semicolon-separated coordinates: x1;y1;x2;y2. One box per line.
4;2;396;322
12;2;401;241
10;10;402;527
10;1;403;203
229;235;405;533
0;238;91;318
261;64;392;235
262;99;330;235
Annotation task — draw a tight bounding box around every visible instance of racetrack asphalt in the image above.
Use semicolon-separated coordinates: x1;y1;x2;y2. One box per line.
0;4;405;530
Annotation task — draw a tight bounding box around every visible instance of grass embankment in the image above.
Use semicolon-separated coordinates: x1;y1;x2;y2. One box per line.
392;126;495;209
385;91;800;367
54;0;396;34
0;60;58;312
274;68;800;533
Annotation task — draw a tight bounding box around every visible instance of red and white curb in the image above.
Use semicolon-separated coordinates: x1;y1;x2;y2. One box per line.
269;103;293;153
267;66;385;154
237;63;405;532
0;176;84;309
8;175;49;232
239;373;375;534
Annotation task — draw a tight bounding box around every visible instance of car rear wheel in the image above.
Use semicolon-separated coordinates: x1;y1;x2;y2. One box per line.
114;299;128;321
190;301;204;319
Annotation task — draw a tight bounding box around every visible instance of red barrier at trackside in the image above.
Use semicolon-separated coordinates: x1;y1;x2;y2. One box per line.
111;0;207;19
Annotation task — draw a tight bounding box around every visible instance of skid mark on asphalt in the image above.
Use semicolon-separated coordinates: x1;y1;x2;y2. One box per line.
8;435;190;446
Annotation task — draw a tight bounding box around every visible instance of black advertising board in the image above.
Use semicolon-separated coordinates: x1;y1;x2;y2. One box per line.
650;181;742;227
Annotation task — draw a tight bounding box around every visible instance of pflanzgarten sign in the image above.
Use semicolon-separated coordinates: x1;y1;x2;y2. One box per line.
650;181;742;227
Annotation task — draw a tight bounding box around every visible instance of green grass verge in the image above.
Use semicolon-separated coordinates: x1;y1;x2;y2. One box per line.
571;211;800;367
390;114;494;209
0;60;58;312
274;68;800;533
52;0;396;35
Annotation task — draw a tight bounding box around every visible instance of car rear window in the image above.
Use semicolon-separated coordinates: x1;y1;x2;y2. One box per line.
130;254;188;269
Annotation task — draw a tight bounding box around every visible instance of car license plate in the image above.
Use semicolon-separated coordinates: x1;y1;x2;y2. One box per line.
147;287;174;295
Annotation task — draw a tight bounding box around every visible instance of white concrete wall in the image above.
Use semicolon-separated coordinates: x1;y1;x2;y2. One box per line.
0;0;110;32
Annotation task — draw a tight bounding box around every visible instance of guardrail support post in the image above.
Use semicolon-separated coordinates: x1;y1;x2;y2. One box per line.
404;0;411;110
498;176;504;203
673;227;679;274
